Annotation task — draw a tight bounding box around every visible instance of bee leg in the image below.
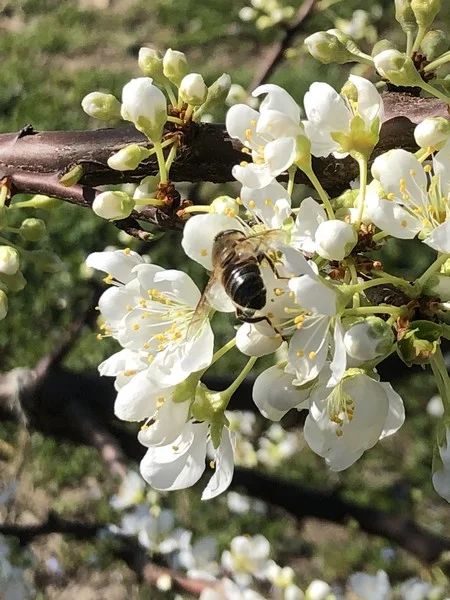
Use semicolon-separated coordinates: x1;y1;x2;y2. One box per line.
235;309;286;342
261;252;291;281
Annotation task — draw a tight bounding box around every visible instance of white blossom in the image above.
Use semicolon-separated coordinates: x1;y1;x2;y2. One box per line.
221;534;271;587
121;77;167;142
348;570;391;600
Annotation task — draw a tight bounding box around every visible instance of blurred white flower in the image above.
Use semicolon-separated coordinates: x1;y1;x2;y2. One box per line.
222;534;271;587
348;570;391;600
110;470;146;510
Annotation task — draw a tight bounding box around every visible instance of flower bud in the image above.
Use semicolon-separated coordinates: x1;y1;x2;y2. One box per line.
314;220;357;261
162;49;189;86
92;191;135;220
304;31;355;64
133;175;160;200
343;317;394;362
138;47;165;83
0;290;8;320
121;77;167;143
411;0;441;30
397;320;442;365
331;189;359;210
0;271;26;292
107;144;150;171
15;195;62;210
0;246;20;275
305;579;332;600
371;39;398;56
414;117;450;150
81;91;121;121
179;73;207;106
373;49;423;86
326;29;372;64
19;218;46;241
394;0;416;34
195;73;231;118
421;29;449;60
210;195;239;218
30;250;64;273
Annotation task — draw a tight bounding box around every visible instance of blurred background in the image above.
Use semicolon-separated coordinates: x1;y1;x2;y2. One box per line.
1;0;450;598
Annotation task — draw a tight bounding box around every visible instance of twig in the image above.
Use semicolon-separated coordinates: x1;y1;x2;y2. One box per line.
248;0;319;91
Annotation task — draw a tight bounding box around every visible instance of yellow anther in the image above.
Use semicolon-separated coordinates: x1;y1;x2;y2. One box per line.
241;147;250;154
248;200;256;208
424;164;432;173
236;196;243;205
245;128;252;140
96;333;103;340
267;312;274;318
156;396;165;408
294;315;303;324
172;445;179;452
250;119;257;126
209;460;216;469
400;219;408;228
139;299;147;307
158;343;166;351
309;351;317;360
296;350;305;358
336;429;343;437
124;247;131;255
103;274;113;285
140;424;149;431
274;288;284;296
147;355;154;364
95;306;100;311
410;169;416;176
274;205;279;213
387;193;395;201
123;369;137;377
200;248;208;257
143;342;150;349
132;323;140;331
240;161;249;167
265;198;272;206
289;291;295;299
126;305;133;311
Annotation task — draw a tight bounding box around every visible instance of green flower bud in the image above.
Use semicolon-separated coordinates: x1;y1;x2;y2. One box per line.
372;39;399;57
81;92;121;121
195;73;231;119
107;144;150;171
0;246;20;275
163;49;189;87
394;0;416;34
0;290;7;320
397;320;442;365
19;218;46;241
30;250;64;273
179;73;208;106
92;191;135;221
0;271;26;292
374;49;423;86
59;164;84;187
421;29;449;60
326;29;373;64
332;189;359;211
138;47;165;83
411;0;441;30
14;195;62;210
304;31;356;64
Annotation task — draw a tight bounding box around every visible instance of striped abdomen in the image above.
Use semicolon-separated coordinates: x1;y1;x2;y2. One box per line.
221;260;266;310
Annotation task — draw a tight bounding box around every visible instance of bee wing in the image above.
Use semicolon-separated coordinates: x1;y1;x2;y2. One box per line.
188;278;215;339
244;228;288;253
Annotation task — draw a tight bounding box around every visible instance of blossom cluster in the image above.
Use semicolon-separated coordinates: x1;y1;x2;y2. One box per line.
84;30;450;504
107;471;449;599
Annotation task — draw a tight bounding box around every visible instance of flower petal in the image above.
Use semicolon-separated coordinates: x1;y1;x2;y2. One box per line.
253;84;300;123
86;249;144;283
202;428;235;500
253;365;310;420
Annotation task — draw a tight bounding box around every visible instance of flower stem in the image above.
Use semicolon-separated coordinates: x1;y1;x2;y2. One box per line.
223;356;257;399
411;25;427;54
430;348;450;414
304;167;335;219
0;184;8;207
164;84;177;107
343;305;402;317
355;156;368;230
287;165;297;197
347;275;415;294
423;50;450;73
419;81;450;106
134;197;166;207
164;140;179;176
372;231;390;242
416;253;449;288
184;105;194;123
153;141;168;183
211;338;236;365
406;29;414;56
183;205;211;214
166;116;184;125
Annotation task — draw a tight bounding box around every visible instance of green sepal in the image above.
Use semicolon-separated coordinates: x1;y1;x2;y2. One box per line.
59;165;84;187
397;319;442;365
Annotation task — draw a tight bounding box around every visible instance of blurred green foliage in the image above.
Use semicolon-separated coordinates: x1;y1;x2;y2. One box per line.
1;0;450;595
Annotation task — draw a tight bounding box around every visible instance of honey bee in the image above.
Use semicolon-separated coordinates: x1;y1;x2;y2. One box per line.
191;228;286;332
